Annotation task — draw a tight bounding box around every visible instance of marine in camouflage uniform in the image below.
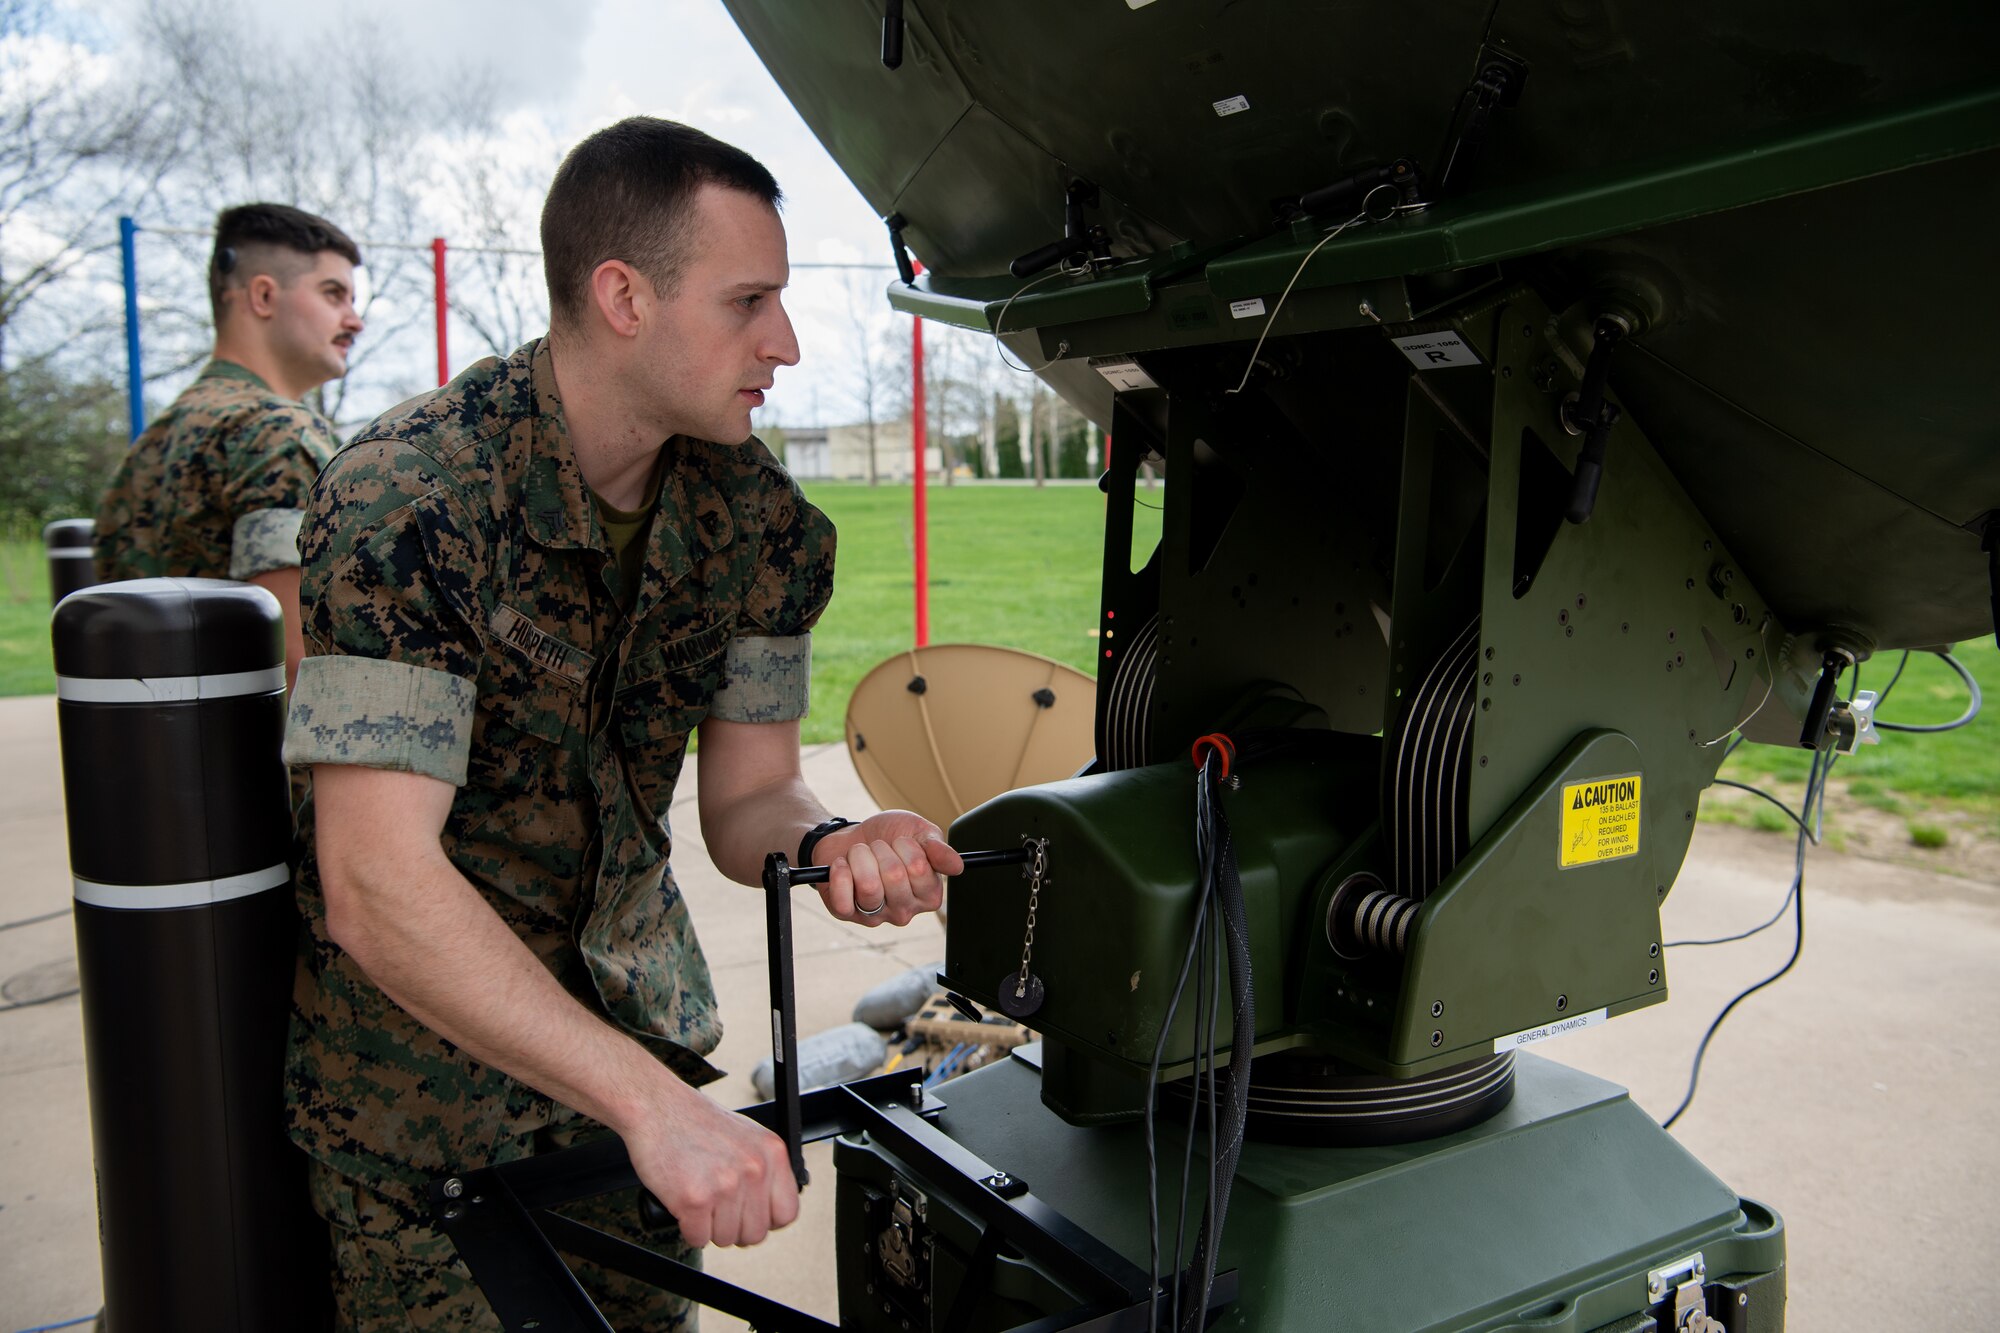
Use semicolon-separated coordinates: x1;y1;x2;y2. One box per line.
93;359;340;585
283;336;835;1328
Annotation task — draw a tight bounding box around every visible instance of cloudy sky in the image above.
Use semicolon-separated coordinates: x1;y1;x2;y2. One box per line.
75;0;891;257
58;0;937;428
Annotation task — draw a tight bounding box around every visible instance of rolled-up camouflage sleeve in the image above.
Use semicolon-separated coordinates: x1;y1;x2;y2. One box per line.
709;477;836;724
222;401;339;579
282;439;484;786
229;508;305;580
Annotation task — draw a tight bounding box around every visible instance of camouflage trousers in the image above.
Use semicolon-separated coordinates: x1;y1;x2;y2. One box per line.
309;1122;698;1332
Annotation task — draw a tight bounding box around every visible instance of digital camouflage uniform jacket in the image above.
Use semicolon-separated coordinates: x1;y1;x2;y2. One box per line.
94;360;340;582
282;337;836;1206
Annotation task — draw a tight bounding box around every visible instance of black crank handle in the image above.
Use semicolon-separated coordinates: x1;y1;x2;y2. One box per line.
729;839;1037;1232
777;845;1032;887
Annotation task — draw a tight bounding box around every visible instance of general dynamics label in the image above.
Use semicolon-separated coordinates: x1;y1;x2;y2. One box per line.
1559;773;1642;869
1494;1008;1607;1052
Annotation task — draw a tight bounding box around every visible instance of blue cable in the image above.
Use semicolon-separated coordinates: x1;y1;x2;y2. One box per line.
14;1315;97;1333
923;1043;970;1088
923;1044;964;1086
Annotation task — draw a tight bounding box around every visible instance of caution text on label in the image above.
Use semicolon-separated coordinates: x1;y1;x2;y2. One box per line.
1559;772;1643;869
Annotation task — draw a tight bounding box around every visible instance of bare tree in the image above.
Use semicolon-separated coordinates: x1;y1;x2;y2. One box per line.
982;390;999;476
1028;383;1047;487
916;319;1003;482
842;272;914;485
0;0;178;372
841;273;884;484
129;0;487;421
924;317;954;486
433;91;558;360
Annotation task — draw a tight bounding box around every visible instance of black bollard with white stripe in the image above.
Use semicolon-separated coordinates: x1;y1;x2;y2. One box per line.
44;517;97;605
53;577;326;1332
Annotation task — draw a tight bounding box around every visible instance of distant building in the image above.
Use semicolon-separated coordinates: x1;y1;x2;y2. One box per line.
781;426;830;479
819;416;942;482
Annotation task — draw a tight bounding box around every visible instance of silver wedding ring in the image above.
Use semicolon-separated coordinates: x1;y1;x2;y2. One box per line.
855;898;885;916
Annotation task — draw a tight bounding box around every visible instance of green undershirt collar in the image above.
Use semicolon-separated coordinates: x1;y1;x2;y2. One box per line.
590;455;667;617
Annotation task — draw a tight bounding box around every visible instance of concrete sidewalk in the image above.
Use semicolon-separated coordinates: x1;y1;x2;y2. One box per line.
2;691;1995;1330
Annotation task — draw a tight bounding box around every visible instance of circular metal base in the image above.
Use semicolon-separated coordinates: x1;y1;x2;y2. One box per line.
1161;1049;1516;1147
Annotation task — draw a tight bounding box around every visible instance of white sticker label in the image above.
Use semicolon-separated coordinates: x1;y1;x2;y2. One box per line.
1089;355;1159;392
1228;298;1267;320
1125;0;1160;8
1212;94;1251;117
1494;1008;1608;1052
1392;332;1482;369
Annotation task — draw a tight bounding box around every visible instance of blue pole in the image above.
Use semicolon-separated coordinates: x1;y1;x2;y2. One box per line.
120;216;144;441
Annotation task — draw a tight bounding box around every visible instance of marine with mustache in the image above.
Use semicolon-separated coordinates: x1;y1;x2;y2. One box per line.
94;202;365;695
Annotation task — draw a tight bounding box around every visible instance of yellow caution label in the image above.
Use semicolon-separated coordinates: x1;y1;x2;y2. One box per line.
1559;773;1643;869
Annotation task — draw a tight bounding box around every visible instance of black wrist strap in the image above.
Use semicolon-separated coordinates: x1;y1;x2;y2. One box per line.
798;816;856;866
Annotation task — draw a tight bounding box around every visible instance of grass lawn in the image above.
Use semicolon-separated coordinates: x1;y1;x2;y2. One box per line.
798;481;1151;743
1710;638;2000;842
0;537;56;696
6;490;1988;824
0;484;1159;744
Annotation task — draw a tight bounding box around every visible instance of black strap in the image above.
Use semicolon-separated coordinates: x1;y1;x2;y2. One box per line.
797;816;855;866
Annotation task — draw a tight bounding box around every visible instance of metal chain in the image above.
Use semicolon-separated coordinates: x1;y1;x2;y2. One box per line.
1014;838;1049;999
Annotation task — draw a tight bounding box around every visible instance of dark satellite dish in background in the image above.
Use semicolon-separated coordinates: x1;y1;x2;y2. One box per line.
845;643;1096;833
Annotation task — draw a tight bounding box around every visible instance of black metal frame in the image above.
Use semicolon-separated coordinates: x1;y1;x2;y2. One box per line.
427;851;1237;1332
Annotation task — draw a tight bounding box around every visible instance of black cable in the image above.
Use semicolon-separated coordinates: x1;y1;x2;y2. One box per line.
1671;748;1828;949
1149;749;1257;1332
1680;655;1856;947
1663;668;1851;1126
1172;946;1205;1332
1874;650;1912;710
1661;874;1805;1131
1202;911;1221;1281
1179;858;1223;1333
1145;758;1220;1332
1183;901;1223;1330
1145;893;1209;1331
1174;757;1223;1331
1170;897;1211;1322
1875;651;1982;733
1707;779;1818;843
1666;645;1981;1126
1177;783;1253;1332
0;908;68;933
1168;764;1248;1320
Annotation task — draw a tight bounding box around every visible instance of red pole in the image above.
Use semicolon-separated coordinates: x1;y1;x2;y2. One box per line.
912;260;930;648
431;237;449;387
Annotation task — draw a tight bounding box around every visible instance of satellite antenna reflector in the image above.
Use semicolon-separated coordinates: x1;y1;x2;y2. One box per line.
844;644;1097;831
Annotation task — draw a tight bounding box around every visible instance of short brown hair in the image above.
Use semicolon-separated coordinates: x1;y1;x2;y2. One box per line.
209;203;362;323
541;117;782;329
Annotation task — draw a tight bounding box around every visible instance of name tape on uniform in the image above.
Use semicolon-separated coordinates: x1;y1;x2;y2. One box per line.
1392;332;1481;369
491;604;594;686
1494;1008;1608;1052
1559;773;1643;869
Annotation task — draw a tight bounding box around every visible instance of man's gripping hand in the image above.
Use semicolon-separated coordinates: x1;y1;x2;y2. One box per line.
314;763;800;1249
622;1085;800;1248
809;811;963;926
